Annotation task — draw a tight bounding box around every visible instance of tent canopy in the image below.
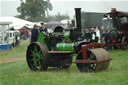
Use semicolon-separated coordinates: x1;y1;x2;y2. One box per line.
0;16;34;30
104;11;128;17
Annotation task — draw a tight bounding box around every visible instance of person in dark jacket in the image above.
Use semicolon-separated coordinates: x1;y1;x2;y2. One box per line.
31;24;39;43
69;26;78;41
39;23;48;33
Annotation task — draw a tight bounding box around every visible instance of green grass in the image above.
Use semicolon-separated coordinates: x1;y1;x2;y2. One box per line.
0;39;128;85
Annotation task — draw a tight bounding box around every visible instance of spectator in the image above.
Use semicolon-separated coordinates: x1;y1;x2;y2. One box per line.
24;29;28;40
31;24;39;43
15;35;20;47
39;23;48;33
100;26;105;43
69;27;77;41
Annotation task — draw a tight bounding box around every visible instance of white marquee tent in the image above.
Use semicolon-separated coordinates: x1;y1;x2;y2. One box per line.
0;16;34;30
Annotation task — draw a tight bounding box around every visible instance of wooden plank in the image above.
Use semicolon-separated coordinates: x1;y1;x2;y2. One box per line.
48;51;75;53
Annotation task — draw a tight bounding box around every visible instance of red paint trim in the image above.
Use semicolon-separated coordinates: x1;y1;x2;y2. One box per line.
103;43;128;46
74;59;111;63
82;43;102;60
112;40;116;43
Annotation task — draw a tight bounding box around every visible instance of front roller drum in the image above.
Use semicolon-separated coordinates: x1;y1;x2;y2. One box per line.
76;48;111;72
26;42;48;71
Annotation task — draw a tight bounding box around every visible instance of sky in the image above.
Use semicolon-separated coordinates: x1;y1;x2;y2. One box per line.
0;0;128;17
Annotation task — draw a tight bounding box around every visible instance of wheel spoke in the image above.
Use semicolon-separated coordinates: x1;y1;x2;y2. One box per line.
30;46;43;70
31;50;35;56
35;45;38;54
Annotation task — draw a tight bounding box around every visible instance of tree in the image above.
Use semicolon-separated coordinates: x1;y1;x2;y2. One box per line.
17;0;53;21
54;12;69;21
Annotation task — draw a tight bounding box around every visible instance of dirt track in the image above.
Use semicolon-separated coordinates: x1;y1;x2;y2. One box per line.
0;58;25;63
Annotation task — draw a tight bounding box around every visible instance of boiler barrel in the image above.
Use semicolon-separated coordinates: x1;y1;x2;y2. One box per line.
56;42;74;51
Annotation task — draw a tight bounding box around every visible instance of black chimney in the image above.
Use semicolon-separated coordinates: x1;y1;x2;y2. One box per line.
111;8;118;29
75;8;82;33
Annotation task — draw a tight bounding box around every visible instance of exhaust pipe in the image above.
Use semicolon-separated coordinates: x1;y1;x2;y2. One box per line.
75;8;82;33
111;8;118;29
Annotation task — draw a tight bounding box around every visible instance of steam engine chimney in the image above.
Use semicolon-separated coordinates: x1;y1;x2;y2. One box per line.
111;8;118;29
75;8;82;33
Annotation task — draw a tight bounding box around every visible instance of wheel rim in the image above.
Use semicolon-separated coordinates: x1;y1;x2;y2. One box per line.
26;42;48;71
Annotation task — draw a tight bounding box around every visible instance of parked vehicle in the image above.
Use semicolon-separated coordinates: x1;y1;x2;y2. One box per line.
102;8;128;50
0;22;12;50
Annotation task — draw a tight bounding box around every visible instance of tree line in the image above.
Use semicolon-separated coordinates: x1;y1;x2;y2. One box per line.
16;0;69;22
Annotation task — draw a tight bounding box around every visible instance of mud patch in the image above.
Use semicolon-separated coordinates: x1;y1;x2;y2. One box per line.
0;58;25;63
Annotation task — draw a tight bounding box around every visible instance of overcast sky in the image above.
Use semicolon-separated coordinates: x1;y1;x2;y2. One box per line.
0;0;128;17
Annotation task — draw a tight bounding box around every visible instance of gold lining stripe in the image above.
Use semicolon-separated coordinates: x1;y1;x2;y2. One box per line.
48;51;75;53
63;43;65;50
57;44;59;49
72;43;74;50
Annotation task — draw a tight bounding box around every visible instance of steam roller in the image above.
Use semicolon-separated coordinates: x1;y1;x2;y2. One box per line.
26;8;111;72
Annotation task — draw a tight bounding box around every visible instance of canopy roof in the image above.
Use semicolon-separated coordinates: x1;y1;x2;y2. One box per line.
104;11;128;17
0;21;12;25
0;16;34;29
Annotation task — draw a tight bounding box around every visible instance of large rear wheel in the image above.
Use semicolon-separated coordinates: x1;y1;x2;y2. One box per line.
26;42;48;71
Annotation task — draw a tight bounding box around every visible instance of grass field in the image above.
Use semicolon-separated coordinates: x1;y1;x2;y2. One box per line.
0;39;128;85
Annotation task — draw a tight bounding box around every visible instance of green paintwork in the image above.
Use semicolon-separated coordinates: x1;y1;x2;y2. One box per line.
37;31;74;51
56;42;74;51
64;31;70;41
30;45;43;69
37;32;45;43
37;32;49;45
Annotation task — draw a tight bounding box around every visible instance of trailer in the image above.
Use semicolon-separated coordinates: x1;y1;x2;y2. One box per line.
0;22;12;50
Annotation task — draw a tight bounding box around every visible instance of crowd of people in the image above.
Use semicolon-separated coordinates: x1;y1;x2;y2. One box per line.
31;23;47;43
30;22;107;45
